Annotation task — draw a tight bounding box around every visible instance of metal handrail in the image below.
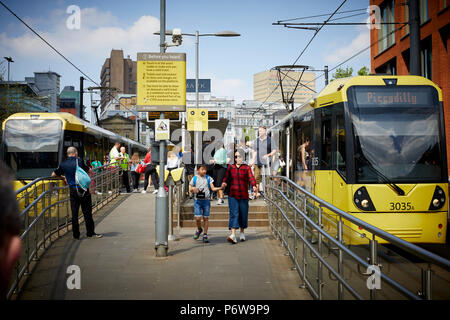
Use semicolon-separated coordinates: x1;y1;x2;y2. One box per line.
264;175;450;300
272;175;450;271
266;186;421;300
7;163;122;300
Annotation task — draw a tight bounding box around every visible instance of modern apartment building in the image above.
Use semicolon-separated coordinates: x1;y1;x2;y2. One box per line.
24;71;61;112
253;69;316;105
100;50;137;113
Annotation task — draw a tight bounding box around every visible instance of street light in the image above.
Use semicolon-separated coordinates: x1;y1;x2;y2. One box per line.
3;57;14;81
154;29;240;164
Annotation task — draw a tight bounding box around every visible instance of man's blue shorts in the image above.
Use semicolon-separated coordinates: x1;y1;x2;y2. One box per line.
194;199;211;218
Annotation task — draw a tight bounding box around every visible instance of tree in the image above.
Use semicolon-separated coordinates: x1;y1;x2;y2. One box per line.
357;66;369;76
331;66;353;80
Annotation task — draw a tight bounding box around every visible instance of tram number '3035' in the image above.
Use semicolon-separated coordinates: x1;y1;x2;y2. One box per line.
389;202;414;211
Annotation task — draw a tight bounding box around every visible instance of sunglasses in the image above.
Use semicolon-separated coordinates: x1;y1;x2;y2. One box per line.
234;155;242;159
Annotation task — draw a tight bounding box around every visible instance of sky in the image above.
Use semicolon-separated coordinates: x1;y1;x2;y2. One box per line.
0;0;371;122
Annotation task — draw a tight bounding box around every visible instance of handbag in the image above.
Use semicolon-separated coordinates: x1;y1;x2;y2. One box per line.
136;163;146;174
75;158;91;194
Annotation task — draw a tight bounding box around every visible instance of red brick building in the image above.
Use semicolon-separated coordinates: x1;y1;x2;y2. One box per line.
370;0;449;170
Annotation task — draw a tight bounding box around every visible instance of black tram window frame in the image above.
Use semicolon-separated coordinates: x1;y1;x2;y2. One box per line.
345;85;447;184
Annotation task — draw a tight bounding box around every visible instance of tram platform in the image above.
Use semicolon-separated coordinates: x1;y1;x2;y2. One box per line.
17;192;312;300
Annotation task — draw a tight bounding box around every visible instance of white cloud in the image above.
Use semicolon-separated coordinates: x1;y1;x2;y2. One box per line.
324;27;370;65
0;8;160;61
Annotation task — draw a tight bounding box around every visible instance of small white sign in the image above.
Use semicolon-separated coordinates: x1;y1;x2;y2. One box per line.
155;119;170;141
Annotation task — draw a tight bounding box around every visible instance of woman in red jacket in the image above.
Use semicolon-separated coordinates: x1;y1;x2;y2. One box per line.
221;148;258;244
142;146;159;194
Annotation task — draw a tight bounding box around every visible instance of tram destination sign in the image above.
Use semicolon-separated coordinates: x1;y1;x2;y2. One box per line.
354;87;433;107
137;52;186;112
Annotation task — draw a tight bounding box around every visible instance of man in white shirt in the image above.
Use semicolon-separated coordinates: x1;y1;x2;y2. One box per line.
109;142;123;166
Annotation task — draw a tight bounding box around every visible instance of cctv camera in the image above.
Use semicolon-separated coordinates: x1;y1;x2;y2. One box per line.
171;28;182;45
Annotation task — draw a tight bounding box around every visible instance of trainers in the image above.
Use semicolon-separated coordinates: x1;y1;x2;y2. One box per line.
194;227;203;239
203;234;209;243
217;199;224;205
87;233;103;239
152;190;158;194
240;233;246;242
141;190;147;194
227;233;237;244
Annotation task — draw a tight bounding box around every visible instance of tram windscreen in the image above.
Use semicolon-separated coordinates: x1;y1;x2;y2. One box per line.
349;86;445;183
3;119;62;179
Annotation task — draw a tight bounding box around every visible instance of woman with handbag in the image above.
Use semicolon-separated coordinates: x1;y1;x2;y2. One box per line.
130;152;142;192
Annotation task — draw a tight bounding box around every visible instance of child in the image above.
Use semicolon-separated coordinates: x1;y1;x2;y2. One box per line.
189;164;221;243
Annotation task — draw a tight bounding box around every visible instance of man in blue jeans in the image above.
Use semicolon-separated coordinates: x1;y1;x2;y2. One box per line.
52;147;102;240
189;164;221;243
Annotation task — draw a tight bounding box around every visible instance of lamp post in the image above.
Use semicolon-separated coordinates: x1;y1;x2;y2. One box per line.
154;30;240;165
4;57;14;81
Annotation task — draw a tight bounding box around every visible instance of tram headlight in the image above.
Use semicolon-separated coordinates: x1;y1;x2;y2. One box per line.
428;186;446;210
354;187;376;211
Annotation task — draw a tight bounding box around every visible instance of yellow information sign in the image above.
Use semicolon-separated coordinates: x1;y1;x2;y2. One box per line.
137;52;186;112
187;108;208;131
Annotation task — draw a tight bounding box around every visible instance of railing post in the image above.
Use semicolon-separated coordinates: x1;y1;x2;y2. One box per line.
24;191;30;275
42;182;46;249
57;182;60;238
337;217;344;300
425;265;433;300
34;186;39;260
369;237;379;300
168;183;175;241
317;206;323;300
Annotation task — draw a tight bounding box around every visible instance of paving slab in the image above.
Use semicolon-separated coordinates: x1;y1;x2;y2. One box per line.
18;193;312;300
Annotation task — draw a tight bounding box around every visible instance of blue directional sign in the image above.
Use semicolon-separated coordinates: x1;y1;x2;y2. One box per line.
186;79;211;93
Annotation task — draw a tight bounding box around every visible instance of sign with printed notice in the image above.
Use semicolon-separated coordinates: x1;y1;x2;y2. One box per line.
137;52;186;112
187;108;208;131
155;119;170;141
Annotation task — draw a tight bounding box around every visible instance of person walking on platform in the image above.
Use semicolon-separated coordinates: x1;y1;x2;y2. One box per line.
182;145;195;198
189;164;221;243
130;152;141;192
210;140;227;205
109;142;123;166
52;147;102;240
221;149;257;244
0;162;22;299
119;146;131;194
249;126;276;196
142;146;159;194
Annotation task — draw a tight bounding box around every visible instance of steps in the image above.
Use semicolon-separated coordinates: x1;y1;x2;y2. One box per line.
175;198;269;228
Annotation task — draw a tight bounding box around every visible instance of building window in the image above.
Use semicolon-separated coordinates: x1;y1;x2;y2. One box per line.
378;0;395;54
421;37;432;80
420;0;429;24
375;58;397;75
404;3;410;36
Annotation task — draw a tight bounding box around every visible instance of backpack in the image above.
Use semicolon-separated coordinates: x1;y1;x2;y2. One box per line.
75;158;91;193
193;175;211;190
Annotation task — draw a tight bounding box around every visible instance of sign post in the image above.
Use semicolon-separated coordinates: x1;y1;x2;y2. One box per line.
138;0;186;257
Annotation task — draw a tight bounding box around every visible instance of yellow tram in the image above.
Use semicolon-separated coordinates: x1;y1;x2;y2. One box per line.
1;112;147;214
270;75;448;244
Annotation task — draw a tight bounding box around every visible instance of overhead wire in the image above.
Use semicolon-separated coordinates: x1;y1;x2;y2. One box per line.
252;0;348;116
0;0;147;126
277;8;366;23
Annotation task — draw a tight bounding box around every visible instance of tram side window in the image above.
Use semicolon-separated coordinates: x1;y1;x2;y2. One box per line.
335;107;346;178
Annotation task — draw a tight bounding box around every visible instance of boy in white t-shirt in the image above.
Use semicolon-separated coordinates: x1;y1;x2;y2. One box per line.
189;164;221;243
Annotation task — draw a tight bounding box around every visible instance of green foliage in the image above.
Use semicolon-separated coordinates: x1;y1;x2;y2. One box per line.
331;66;353;81
357;66;369;76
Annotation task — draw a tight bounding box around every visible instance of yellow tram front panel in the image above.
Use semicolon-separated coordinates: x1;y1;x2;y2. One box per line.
314;170;448;245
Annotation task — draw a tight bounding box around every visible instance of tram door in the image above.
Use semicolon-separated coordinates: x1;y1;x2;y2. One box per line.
313;107;333;203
